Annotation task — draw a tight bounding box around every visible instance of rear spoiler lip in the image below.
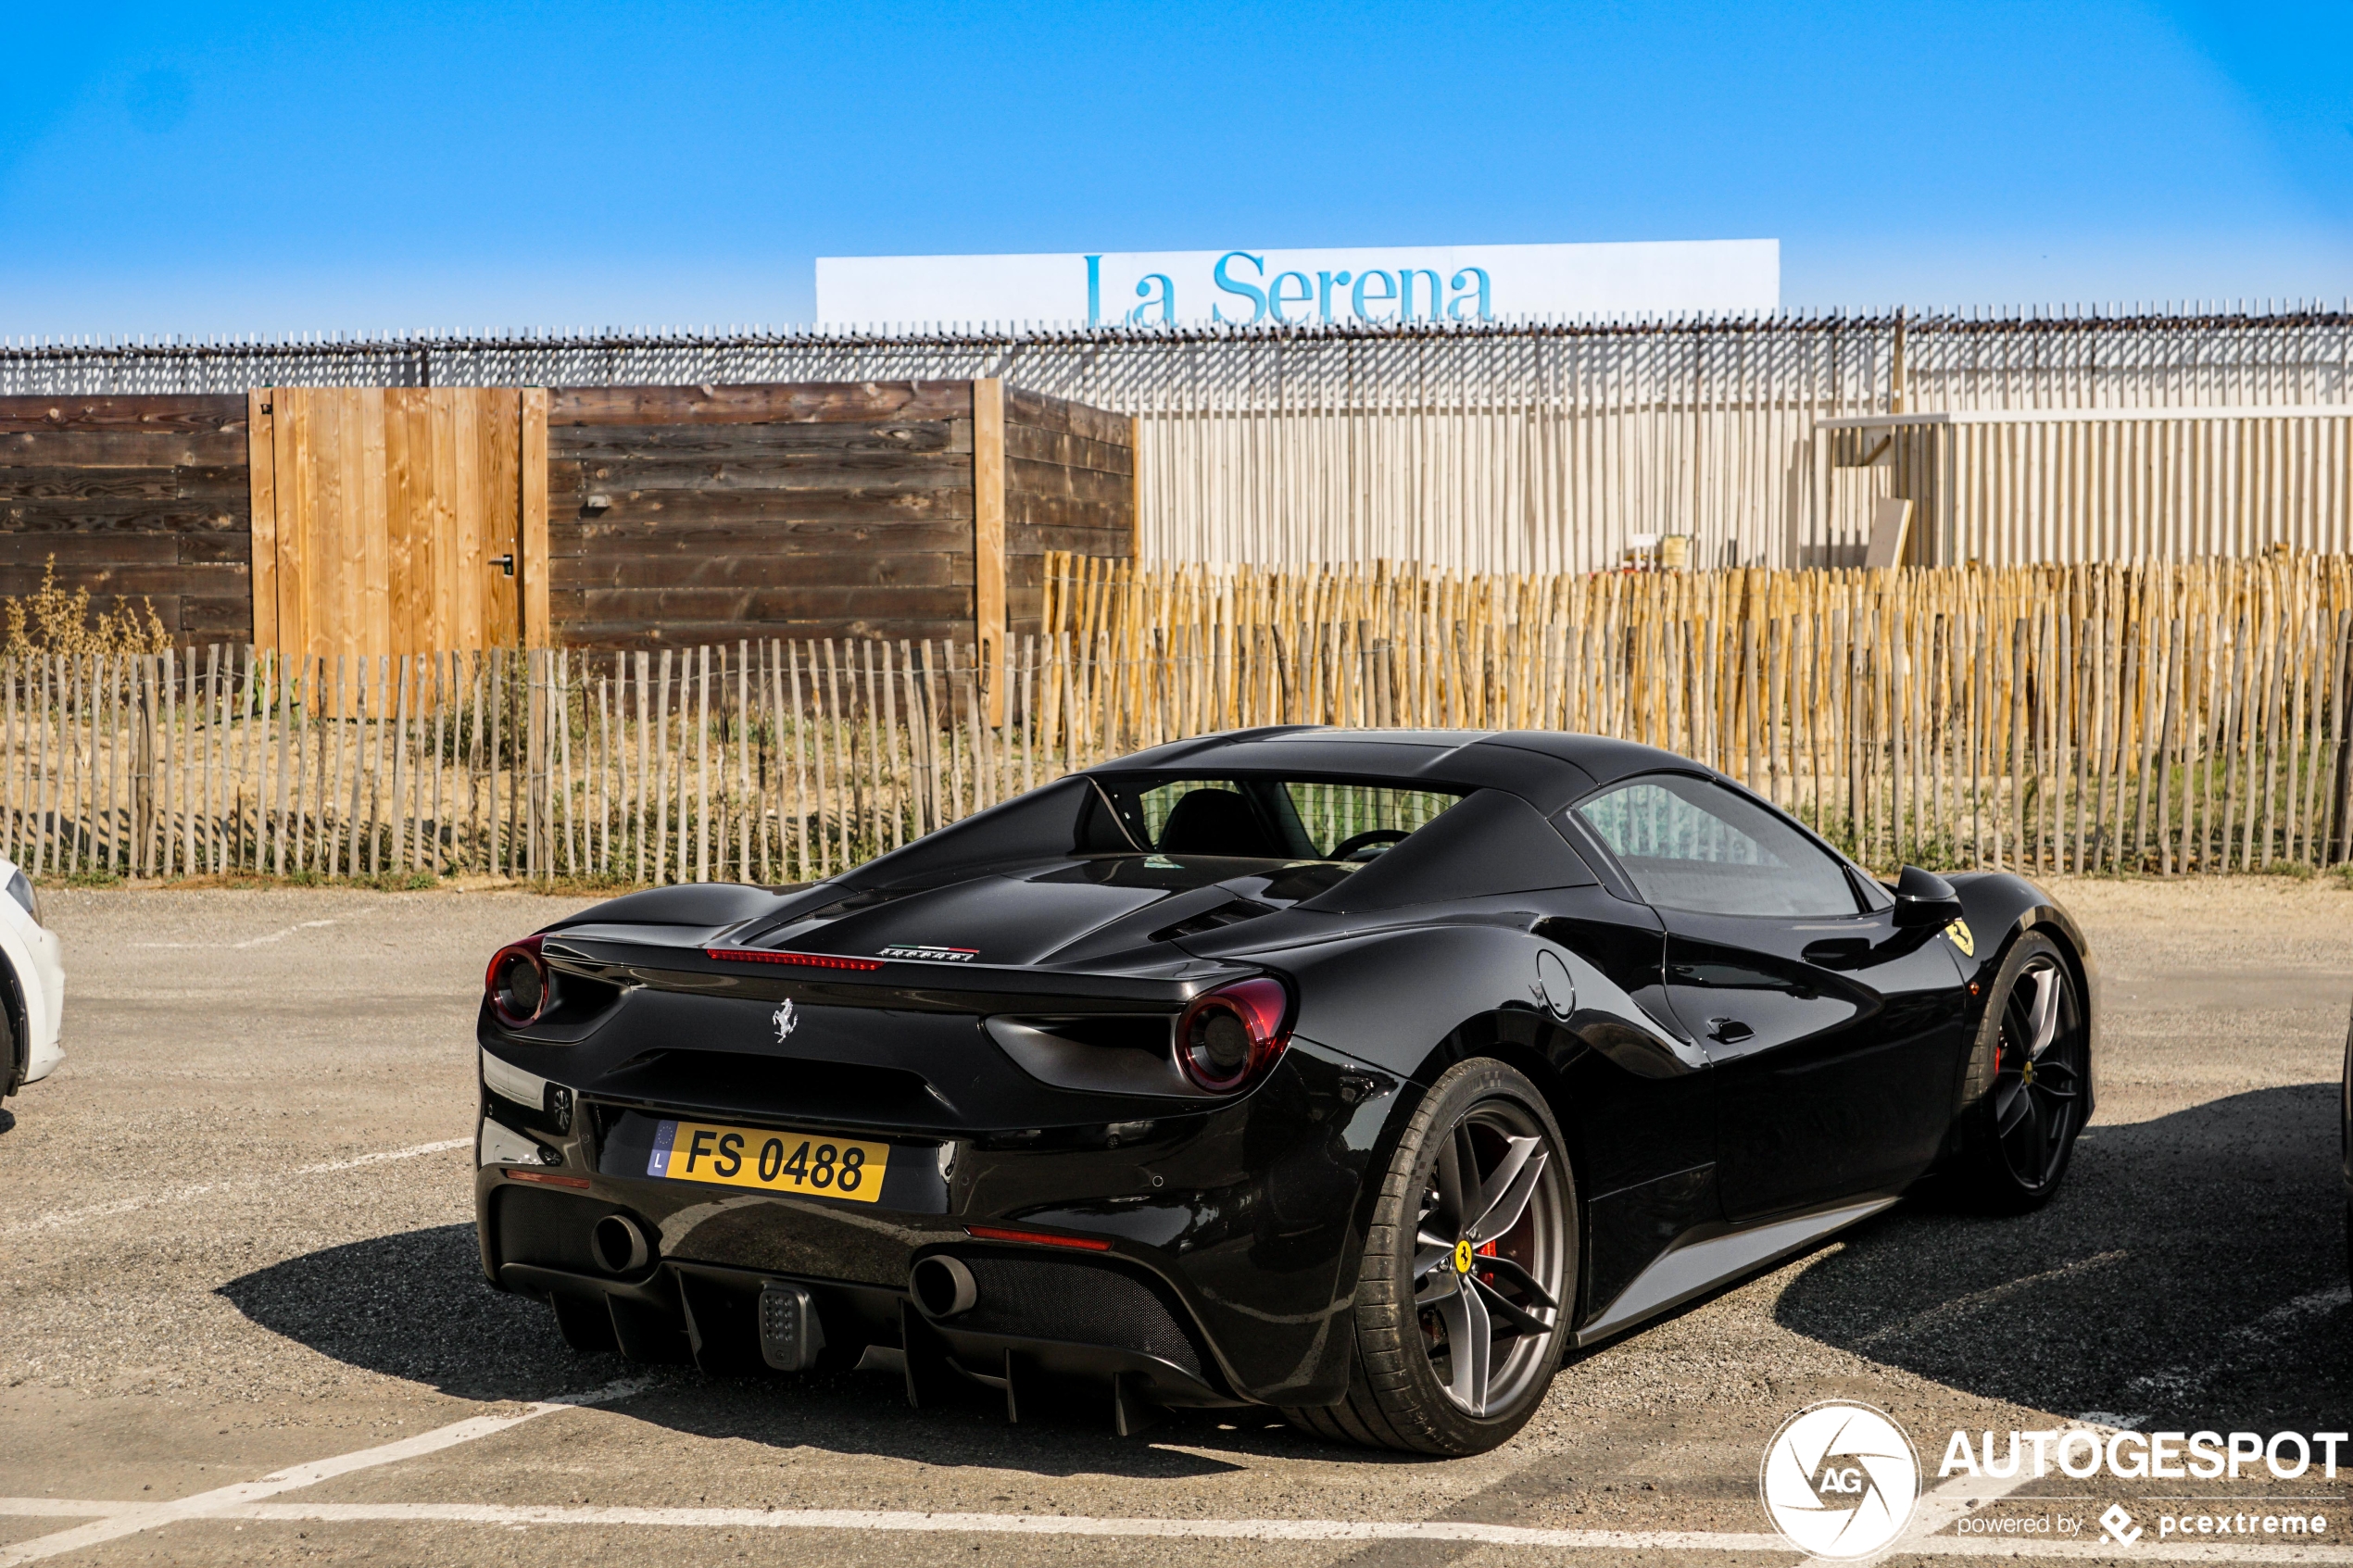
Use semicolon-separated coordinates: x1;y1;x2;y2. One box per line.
542;934;1253;1011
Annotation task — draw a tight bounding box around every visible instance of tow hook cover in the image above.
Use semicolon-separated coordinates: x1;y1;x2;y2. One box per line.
758;1282;825;1371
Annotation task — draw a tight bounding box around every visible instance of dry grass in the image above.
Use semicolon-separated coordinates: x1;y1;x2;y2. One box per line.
3;556;172;659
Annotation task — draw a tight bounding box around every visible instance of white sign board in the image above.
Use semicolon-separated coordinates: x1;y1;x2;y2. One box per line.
817;240;1778;327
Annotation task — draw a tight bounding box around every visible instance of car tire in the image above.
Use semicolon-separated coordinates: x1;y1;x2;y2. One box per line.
0;979;19;1100
1948;932;2088;1213
1281;1057;1577;1455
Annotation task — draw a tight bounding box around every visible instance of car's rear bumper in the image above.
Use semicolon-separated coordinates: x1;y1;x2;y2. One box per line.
472;1036;1408;1411
497;1249;1238;1420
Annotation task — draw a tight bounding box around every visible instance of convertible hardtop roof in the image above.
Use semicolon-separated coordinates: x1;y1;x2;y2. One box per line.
1094;727;1704;816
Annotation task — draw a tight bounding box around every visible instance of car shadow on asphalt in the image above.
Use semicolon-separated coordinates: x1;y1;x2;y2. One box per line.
215;1223;1386;1475
1774;1083;2353;1434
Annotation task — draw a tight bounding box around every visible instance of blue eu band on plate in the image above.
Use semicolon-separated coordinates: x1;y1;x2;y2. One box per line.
646;1118;891;1202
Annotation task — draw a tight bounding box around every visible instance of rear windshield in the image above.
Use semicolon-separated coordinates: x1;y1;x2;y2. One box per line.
1093;775;1463;862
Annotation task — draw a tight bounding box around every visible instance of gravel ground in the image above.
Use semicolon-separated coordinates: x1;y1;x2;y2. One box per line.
0;877;2347;1566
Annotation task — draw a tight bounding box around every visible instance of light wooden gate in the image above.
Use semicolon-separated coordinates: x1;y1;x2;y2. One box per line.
246;387;548;655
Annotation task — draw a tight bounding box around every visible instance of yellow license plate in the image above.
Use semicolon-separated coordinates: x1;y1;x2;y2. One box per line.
646;1119;889;1203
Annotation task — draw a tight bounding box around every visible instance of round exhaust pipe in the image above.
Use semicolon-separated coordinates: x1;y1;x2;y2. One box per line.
590;1213;650;1274
910;1255;978;1320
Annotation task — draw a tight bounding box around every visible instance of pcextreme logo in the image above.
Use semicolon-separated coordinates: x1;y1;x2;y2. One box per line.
1759;1402;1922;1559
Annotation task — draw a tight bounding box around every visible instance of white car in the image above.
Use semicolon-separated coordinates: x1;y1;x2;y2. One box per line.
0;858;65;1098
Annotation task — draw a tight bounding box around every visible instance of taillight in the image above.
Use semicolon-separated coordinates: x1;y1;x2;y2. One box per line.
486;935;552;1027
1175;978;1290;1093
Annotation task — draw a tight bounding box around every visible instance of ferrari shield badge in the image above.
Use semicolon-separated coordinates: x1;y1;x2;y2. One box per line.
1944;920;1975;959
773;998;798;1041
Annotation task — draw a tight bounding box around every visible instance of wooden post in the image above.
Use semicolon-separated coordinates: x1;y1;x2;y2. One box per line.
486;648;504;876
696;645;711;884
248;391;279;655
634;651;651;884
598;661;614;877
738;641;753;879
654;648;673;884
530;647;548;880
520;388;551;648
2;659;16;868
2331;611;2353;862
555;651;576;876
974;378;1008;726
472;650;488;878
432;653;449;875
786;643;809;880
390;655;412;872
32;656;49;877
824;639;850;868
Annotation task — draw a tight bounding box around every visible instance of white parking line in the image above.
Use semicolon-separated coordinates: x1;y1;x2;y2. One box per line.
1898;1468;2032;1549
0;1377;648;1566
293;1137;472;1175
2095;1285;2353;1427
1857;1251;2131;1352
134;910;383;950
0;1503;108;1518
0;1138;469;1238
0;1499;2344;1561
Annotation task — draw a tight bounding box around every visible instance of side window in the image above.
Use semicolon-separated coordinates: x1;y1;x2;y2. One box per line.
1572;775;1860;919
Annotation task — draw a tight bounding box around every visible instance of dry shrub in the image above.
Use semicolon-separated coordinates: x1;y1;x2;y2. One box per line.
3;556;172;660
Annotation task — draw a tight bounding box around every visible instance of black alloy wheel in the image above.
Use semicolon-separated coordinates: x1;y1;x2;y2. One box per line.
1285;1058;1576;1455
1953;932;2088;1210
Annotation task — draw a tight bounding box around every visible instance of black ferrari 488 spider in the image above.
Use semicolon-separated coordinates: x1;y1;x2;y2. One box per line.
474;727;2096;1453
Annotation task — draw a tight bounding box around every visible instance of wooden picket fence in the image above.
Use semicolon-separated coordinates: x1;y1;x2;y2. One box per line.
0;639;1033;886
6;551;2353;884
1038;549;2353;876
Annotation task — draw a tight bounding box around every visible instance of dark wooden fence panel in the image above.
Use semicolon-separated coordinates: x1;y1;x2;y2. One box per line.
0;395;253;642
1005;387;1135;635
0;383;1136;655
545;381;988;648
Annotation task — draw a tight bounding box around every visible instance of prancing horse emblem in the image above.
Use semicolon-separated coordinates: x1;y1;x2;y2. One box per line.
773;998;798;1041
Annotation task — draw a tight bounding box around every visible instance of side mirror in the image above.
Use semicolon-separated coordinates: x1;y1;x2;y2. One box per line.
1891;864;1965;927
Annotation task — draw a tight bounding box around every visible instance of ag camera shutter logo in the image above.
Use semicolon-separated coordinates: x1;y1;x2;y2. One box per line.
1760;1401;1921;1559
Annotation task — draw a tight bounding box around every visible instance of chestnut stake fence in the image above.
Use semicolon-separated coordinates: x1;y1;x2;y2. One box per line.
6;553;2353;884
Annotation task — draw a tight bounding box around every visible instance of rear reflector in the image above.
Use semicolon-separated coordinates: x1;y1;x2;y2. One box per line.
705;947;886;972
505;1170;592;1189
964;1223;1114;1252
759;1281;826;1371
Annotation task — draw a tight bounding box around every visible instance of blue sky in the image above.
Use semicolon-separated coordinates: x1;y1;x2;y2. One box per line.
3;1;2348;336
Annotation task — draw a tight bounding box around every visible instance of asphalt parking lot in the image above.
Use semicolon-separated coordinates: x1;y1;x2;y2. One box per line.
2;877;2349;1566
